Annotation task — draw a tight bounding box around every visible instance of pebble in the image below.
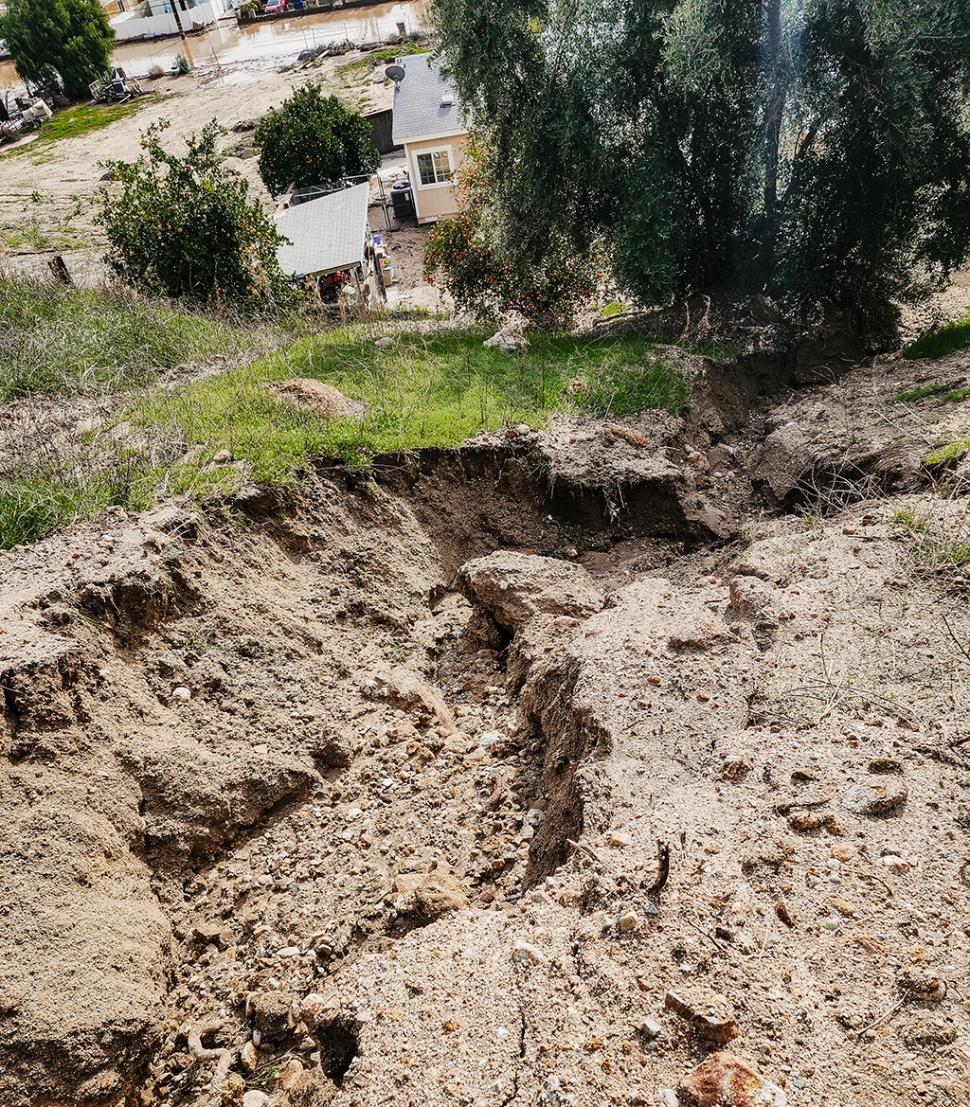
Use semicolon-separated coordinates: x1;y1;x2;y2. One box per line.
171;686;191;702
243;1093;269;1107
677;1051;787;1107
240;1040;258;1071
642;1017;662;1040
617;909;639;933
512;939;543;963
842;779;907;815
609;831;631;847
665;988;738;1044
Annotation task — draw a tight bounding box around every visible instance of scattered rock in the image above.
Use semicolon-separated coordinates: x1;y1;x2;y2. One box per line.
897;971;947;1001
788;811;822;832
617;909;639;933
842;779;908;816
270;378;366;419
458;551;605;632
240;1040;258;1072
413;873;469;919
677;1051;787;1107
483;322;529;353
665;988;738;1045
249;991;295;1038
826;896;858;918
642;1017;662;1040
901;1015;956;1047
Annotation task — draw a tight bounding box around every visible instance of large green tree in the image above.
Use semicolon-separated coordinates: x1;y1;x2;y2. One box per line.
0;0;115;102
432;0;970;343
254;83;381;197
98;121;294;308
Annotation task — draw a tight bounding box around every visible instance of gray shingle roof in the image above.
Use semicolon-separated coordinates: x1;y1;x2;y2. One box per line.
391;53;465;145
273;183;370;278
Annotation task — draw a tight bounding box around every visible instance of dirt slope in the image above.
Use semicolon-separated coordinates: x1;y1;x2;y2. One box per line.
3;348;970;1106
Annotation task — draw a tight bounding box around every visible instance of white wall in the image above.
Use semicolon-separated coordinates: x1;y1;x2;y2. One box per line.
111;0;226;41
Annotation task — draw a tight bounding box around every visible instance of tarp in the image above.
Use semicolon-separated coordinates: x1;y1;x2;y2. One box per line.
274;182;370;279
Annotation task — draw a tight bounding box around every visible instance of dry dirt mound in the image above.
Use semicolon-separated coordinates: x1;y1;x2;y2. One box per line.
269;379;367;419
4;349;970;1106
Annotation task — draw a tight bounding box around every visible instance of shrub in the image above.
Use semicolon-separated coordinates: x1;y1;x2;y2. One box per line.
97;120;295;308
254;83;380;197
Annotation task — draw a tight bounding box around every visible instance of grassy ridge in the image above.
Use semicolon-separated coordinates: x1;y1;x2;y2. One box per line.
135;327;687;493
903;310;970;360
0;281;688;547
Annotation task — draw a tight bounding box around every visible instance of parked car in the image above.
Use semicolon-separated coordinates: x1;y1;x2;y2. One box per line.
264;0;286;12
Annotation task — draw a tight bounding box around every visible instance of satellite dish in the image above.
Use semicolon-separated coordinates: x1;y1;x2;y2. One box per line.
385;64;406;82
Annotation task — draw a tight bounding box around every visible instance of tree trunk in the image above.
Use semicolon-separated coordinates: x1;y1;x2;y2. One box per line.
761;0;786;283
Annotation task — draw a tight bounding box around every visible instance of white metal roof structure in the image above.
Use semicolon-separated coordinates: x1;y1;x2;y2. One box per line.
274;183;370;278
391;53;465;145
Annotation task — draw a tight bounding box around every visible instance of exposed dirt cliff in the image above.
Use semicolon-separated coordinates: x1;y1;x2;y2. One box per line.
3;346;970;1106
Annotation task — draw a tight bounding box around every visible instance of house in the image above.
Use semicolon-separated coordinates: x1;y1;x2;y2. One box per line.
274;182;370;282
391;53;468;225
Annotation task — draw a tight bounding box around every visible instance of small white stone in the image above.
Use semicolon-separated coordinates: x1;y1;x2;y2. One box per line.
171;686;191;702
512;939;543;963
243;1093;269;1107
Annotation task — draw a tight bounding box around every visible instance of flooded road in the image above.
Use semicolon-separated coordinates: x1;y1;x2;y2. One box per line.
0;0;426;90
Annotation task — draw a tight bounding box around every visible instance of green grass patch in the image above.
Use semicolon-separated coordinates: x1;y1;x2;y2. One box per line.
923;439;970;467
133;327;687;497
0;306;687;548
939;385;970;404
903;310;970;360
339;40;426;76
892;381;951;403
0;277;258;400
889;505;929;533
0;99;155;160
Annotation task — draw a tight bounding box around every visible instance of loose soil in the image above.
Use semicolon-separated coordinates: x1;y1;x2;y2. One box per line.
5;337;970;1106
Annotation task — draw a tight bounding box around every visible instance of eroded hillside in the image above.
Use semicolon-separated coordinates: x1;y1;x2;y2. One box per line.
3;347;970;1107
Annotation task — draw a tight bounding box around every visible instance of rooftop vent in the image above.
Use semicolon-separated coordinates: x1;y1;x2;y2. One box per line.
440;93;454;107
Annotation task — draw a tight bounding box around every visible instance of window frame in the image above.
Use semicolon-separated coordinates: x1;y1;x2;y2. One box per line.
412;145;456;190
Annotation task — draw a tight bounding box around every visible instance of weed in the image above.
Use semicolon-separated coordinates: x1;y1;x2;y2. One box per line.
889;505;930;532
903;311;970;360
0;278;256;400
598;301;627;318
234;637;273;659
0;101;154;160
684;339;743;360
174;54;192;75
924;439;970;468
939;386;970;404
892;381;950;403
134;327;687;495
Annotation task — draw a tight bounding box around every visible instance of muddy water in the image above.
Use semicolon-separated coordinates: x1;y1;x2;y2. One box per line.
0;0;426;89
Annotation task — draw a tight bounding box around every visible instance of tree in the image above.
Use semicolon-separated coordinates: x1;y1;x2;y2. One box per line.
0;0;115;102
253;83;381;197
97;120;294;308
431;0;970;344
423;140;599;327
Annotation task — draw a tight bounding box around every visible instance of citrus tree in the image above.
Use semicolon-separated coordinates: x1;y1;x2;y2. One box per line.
254;83;380;197
98;120;294;308
0;0;115;102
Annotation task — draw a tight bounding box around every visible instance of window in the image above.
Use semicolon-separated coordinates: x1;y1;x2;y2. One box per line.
415;149;454;187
